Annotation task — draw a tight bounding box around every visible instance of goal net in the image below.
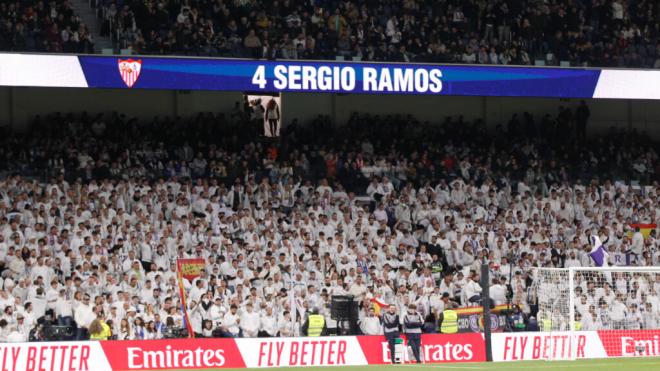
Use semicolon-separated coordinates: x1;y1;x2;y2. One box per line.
534;267;660;360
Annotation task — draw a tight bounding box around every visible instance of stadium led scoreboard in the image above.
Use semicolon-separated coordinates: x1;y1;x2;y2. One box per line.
1;53;659;99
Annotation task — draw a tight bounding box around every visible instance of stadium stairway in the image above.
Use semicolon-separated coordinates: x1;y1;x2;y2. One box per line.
71;0;113;53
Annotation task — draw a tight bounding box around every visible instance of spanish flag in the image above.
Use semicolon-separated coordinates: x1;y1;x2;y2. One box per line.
370;297;388;315
629;224;657;239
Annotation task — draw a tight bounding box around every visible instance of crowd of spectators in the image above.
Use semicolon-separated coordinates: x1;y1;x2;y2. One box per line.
0;103;658;341
3;0;660;68
0;0;94;53
96;0;660;67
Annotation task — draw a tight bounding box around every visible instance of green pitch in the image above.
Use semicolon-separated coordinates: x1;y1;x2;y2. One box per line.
176;357;660;371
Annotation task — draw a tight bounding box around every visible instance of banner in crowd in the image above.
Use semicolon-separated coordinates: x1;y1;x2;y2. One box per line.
3;330;660;370
176;259;206;338
2;53;660;99
177;259;206;281
628;223;657;239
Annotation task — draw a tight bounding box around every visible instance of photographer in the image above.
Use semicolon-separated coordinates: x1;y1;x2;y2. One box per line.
162;317;188;339
507;305;528;332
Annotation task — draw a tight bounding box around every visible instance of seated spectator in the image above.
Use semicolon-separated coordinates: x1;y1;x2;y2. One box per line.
80;0;660;68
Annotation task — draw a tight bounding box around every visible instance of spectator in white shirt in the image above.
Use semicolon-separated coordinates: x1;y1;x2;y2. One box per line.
609;295;628;329
55;289;74;326
259;306;278;337
73;294;95;340
277;311;295;337
240;303;260;337
465;274;483;304
490;277;508;305
359;307;383;335
349;275;368;302
221;305;240;337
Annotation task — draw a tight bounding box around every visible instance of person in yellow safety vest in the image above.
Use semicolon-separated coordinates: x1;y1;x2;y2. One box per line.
438;302;458;334
540;311;552;331
101;320;112;338
302;308;327;337
574;313;583;331
88;314;112;340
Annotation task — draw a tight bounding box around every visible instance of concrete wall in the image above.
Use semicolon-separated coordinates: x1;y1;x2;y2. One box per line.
0;87;11;128
285;94;660;138
2;86;660;139
487;97;632;135
631;100;660;137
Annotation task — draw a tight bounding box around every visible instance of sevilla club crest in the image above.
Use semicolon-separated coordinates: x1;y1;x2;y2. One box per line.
118;59;142;88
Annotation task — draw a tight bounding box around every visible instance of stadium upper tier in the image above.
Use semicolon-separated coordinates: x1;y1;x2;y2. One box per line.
0;0;94;53
0;107;658;342
1;0;659;68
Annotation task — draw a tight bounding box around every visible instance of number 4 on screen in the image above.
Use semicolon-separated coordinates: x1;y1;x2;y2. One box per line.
252;66;267;89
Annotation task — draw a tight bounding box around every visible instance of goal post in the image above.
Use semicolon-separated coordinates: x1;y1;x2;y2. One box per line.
533;268;573;360
534;266;660;361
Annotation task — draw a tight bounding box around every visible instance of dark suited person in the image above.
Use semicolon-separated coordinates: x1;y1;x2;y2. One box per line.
403;304;424;363
382;304;400;364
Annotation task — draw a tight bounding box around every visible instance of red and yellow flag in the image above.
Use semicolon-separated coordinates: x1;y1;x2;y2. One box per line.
628;223;657;239
177;258;206;280
370;297;388;315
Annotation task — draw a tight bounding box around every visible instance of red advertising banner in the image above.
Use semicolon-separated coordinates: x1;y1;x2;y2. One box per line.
100;338;245;370
597;329;660;357
4;329;660;370
357;333;487;364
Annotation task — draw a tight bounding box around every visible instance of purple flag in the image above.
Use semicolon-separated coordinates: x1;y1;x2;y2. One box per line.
589;235;609;267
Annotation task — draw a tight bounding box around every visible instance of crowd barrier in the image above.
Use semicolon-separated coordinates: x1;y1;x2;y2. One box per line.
2;330;659;370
